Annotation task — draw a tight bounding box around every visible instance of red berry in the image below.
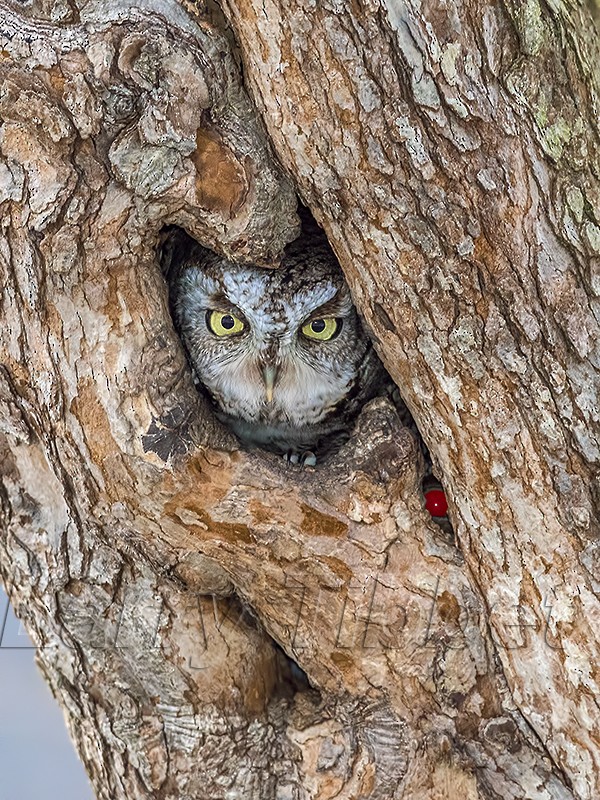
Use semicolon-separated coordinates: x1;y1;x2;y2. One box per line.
425;488;448;517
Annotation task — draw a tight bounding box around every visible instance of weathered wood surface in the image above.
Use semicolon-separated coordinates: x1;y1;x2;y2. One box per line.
0;0;598;797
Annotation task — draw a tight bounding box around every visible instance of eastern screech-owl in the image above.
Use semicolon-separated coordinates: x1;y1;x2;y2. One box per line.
173;231;386;461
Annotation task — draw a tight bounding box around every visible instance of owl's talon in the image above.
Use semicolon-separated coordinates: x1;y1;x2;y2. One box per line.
283;450;317;467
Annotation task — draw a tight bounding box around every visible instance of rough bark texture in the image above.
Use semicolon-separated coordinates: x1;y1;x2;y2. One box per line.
0;0;598;799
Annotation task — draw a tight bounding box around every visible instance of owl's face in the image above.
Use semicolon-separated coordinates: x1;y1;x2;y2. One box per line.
175;239;375;450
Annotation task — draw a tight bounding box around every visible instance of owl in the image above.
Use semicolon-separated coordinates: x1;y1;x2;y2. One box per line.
173;230;387;462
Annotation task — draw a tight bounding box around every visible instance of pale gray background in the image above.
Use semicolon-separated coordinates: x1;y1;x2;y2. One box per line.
0;587;94;800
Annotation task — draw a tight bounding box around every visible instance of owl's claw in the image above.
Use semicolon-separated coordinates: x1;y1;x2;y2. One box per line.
284;450;317;467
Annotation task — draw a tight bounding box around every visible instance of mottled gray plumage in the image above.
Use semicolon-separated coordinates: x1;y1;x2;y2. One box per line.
174;233;386;458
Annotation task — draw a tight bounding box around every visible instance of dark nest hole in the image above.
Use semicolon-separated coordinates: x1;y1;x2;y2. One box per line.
219;594;313;701
158;211;451;529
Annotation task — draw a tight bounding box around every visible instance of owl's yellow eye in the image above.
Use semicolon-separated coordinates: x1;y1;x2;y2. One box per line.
207;310;245;336
301;317;341;341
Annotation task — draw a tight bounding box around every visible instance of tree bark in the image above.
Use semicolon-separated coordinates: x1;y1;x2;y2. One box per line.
0;0;598;799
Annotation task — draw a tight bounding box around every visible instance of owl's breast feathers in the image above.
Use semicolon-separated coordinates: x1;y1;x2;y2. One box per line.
208;341;386;454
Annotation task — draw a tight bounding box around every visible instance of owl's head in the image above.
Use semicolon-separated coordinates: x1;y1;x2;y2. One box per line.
174;236;374;441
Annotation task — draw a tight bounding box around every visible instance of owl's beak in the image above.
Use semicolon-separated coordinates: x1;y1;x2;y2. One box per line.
262;365;278;404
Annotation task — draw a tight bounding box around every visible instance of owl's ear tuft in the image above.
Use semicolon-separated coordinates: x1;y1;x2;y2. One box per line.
159;226;208;283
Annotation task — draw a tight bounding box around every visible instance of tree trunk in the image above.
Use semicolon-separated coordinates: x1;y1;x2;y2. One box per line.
0;0;598;798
